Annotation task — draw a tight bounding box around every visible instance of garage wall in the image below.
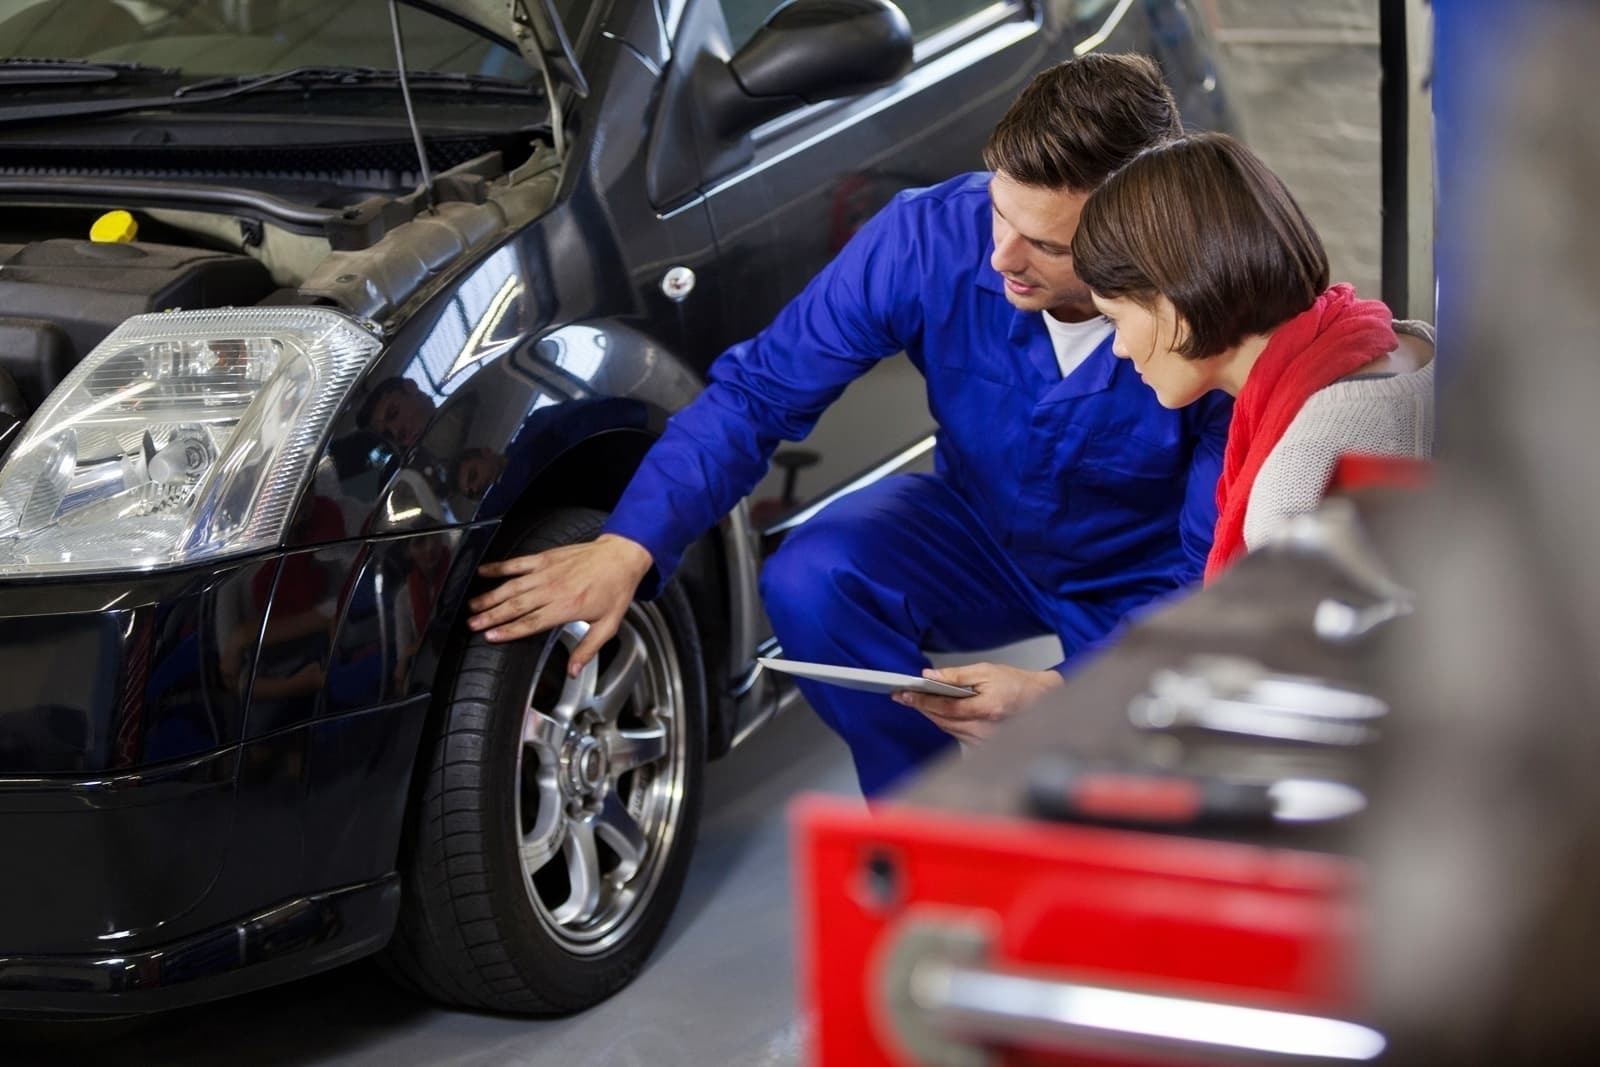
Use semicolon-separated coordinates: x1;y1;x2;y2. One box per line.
1206;0;1385;303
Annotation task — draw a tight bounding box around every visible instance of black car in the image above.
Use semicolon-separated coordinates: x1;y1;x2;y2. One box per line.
0;0;1233;1017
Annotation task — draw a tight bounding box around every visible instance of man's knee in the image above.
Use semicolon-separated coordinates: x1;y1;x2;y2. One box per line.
759;518;875;629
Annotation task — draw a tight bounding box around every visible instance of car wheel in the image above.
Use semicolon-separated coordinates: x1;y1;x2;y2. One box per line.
383;507;706;1014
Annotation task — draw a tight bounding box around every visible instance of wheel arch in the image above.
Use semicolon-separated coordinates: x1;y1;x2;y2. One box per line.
479;427;744;760
385;319;758;895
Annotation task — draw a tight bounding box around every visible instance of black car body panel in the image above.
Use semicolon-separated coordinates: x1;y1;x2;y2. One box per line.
0;0;1235;1014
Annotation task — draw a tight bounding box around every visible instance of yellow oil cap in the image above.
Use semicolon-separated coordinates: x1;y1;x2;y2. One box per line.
90;210;139;243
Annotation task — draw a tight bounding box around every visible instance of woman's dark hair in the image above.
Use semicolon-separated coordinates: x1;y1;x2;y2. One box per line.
1073;132;1331;359
983;53;1182;193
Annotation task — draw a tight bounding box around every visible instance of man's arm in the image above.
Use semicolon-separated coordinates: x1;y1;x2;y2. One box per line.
1027;399;1230;681
1178;390;1233;574
899;394;1236;739
599;200;928;588
469;195;930;673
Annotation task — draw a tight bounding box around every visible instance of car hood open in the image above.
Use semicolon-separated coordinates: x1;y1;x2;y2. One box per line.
411;0;587;95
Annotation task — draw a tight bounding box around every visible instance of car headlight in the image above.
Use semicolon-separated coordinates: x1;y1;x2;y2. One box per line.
0;308;382;577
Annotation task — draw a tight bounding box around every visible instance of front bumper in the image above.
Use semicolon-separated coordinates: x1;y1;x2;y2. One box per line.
0;689;427;961
0;525;478;776
0;876;399;1017
0;526;489;1013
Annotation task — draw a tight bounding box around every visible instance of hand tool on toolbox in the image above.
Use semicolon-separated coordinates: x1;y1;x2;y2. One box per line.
1128;654;1388;748
1024;754;1367;830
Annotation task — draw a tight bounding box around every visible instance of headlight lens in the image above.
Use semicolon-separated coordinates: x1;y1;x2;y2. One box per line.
0;308;381;576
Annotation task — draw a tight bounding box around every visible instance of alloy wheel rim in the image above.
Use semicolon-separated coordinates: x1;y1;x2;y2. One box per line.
513;604;687;955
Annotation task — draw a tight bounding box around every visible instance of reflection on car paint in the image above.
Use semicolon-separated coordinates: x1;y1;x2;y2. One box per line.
410;245;527;395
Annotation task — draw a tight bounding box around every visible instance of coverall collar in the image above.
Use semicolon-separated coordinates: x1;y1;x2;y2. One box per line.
978;256;1118;400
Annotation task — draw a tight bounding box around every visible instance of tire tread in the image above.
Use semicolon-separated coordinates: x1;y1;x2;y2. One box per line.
380;507;706;1015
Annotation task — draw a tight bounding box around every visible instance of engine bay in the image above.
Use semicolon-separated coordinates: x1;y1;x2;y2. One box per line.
0;143;561;453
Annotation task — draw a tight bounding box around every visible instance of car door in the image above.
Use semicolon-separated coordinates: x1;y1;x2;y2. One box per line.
646;0;1083;503
696;0;1066;345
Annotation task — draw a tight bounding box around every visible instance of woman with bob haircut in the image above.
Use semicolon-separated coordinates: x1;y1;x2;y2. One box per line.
1071;131;1435;581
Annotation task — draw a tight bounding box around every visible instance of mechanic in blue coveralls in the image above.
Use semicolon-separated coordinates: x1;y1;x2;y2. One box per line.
468;54;1232;797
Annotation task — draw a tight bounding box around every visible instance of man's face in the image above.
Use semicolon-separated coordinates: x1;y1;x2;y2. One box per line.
454;450;504;499
988;171;1097;320
1093;292;1218;409
373;379;434;449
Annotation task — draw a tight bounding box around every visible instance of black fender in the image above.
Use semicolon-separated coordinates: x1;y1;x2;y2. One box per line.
467;319;768;760
290;309;766;761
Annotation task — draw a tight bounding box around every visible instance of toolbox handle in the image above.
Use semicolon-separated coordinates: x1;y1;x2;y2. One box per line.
880;911;1385;1067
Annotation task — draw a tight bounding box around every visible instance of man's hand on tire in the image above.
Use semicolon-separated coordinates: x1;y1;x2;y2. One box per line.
469;534;654;676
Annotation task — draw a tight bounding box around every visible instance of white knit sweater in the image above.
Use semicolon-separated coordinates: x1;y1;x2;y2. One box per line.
1243;321;1436;550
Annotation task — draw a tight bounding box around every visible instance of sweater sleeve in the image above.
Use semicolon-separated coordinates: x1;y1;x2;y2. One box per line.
600;194;928;595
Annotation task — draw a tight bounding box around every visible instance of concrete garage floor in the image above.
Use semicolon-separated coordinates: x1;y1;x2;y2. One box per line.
3;3;1388;1063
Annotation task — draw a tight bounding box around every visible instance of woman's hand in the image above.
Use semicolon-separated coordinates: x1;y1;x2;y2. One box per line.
893;662;1064;745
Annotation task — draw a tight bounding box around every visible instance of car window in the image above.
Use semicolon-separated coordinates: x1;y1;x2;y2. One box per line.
0;0;535;80
1072;0;1128;34
720;0;1001;52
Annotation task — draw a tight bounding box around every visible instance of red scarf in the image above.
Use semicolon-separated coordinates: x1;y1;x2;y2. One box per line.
1204;284;1398;583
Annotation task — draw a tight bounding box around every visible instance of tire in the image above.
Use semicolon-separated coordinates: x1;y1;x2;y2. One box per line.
382;507;706;1014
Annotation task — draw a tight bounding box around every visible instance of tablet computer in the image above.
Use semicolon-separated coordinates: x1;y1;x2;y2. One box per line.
757;657;976;698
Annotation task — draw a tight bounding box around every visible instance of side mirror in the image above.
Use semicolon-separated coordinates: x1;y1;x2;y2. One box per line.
712;0;914;137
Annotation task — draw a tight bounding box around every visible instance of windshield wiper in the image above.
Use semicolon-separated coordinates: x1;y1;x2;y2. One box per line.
0;64;540;128
173;65;538;99
0;58;179;85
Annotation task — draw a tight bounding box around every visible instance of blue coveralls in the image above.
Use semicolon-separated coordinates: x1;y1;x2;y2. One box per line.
603;174;1232;796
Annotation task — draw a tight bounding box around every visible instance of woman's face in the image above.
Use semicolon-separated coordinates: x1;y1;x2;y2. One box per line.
1092;293;1219;408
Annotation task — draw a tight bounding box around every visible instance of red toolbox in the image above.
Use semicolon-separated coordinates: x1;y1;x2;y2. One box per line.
794;499;1407;1066
797;800;1371;1066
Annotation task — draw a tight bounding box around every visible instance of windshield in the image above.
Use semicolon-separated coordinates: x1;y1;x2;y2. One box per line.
0;0;559;81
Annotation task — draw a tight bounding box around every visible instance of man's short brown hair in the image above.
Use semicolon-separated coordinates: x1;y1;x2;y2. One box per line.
1073;132;1331;359
982;53;1182;193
